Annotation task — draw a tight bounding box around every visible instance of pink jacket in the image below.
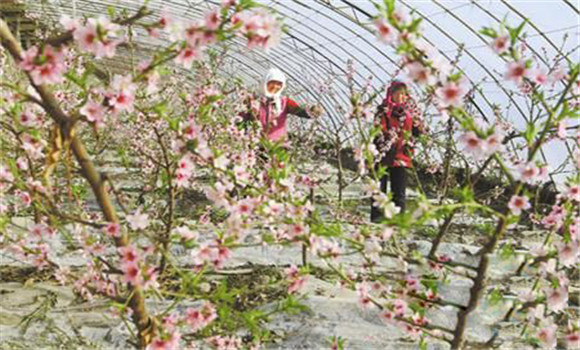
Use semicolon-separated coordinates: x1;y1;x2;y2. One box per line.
247;96;311;141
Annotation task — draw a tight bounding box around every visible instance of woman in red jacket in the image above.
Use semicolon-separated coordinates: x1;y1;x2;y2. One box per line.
371;81;424;222
242;68;322;143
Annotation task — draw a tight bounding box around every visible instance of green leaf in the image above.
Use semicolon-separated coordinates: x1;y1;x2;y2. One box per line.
479;27;498;39
499;243;515;260
508;19;527;45
384;0;395;15
239;0;260;10
408;18;423;33
523;122;538;145
64;72;86;90
453;185;474;203
106;6;116;18
488;287;503;305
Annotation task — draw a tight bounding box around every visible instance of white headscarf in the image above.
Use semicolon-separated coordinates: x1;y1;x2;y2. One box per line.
262;68;286;115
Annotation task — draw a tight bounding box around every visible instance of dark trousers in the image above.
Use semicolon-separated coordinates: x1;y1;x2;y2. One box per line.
370;166;407;222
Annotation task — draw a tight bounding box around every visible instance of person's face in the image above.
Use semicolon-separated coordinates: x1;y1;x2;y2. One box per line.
267;80;283;94
392;89;408;104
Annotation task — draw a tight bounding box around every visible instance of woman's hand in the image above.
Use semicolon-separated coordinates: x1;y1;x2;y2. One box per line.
309;104;323;118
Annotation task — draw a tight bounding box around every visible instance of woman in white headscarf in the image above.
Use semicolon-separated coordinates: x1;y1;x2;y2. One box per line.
242;67;322;142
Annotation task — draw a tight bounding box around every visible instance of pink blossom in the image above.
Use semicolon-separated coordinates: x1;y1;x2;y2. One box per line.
426;289;438;300
508;195;531;215
557;120;567;139
178;155;195;172
15;190;31;208
73;22;99;52
532;67;548;85
206;335;242;350
233;198;254;217
379;310;395;325
381;227;394;241
173;226;196;241
458;131;486;160
175;46;200;69
544;285;569;313
32;243;50;269
97;39;122;59
222;0;236;8
404;325;422;339
29;223;51;238
491;35;509;54
54;266;70;285
233;165;251;185
109;75;136;114
375;18;396;44
392;299;408;317
435;78;469;108
73;17;122;58
412;313;429;326
109;90;135;114
557;241;579;267
542;205;565;230
566;332;580;349
13;158;27;172
549;66;566;85
185;302;217;332
147;331;181;350
175;169;191;188
516;162;540;184
103;222;121;238
122;262;143;286
505;60;529;84
126;209;149;231
148;337;169;350
485;130;504;154
182;119;200;140
213;245;232;268
19;110;42;128
80;100;106;127
161;313;179;332
239;10;281;51
405;61;436;86
431;54;453;78
0;165;14;183
285;264;307;294
526;304;544;322
21;133;46;159
59;15;80;31
118;245;140;265
405;274;419;292
204;10;221;31
356;282;372;309
288;223;308;239
537;322;557;349
537;165;550;182
364;238;382;262
143;266;159;291
193;244;214;266
570;217;579;241
26;179;47;195
539;258;557;276
565;184;580;202
158;10;173;30
19;45;66;85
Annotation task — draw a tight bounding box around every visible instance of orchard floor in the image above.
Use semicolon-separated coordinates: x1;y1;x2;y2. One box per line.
1;160;577;349
3;220;574;349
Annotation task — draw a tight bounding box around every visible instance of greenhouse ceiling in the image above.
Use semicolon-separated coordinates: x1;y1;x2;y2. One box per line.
1;0;578;179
